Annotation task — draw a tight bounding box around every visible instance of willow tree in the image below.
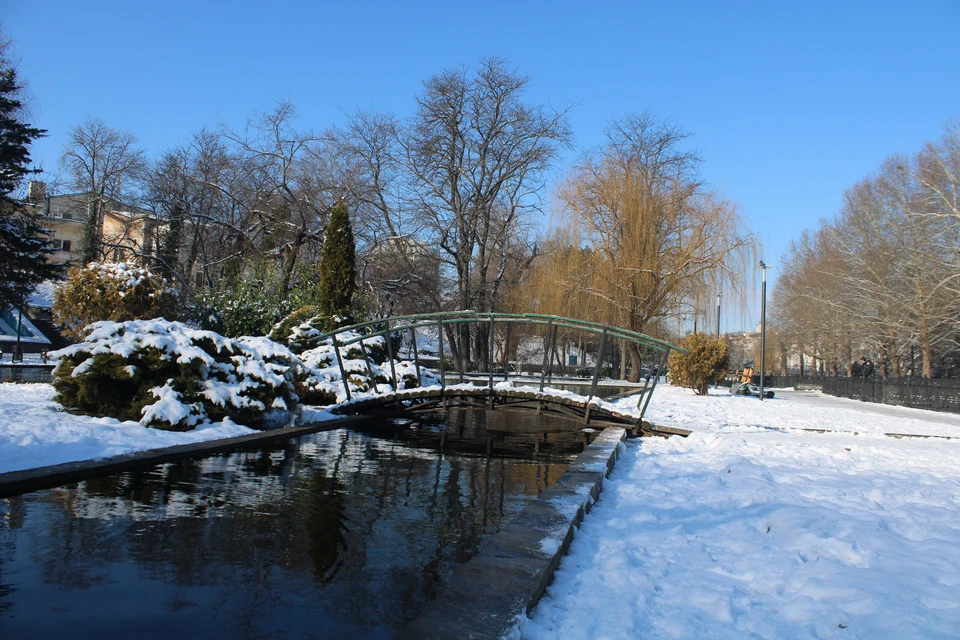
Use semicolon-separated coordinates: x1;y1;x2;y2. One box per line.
543;112;756;380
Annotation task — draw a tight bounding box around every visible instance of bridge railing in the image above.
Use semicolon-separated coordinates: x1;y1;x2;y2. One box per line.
315;311;683;421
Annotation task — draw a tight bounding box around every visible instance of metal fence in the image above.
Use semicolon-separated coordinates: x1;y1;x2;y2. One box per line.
767;375;960;413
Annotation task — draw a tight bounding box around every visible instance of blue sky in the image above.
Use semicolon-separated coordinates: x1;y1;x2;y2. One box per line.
5;0;959;330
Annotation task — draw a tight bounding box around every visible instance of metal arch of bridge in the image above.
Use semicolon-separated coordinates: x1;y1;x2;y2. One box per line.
316;311;685;435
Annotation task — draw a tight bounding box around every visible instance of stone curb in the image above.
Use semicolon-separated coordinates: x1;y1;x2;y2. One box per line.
0;415;372;499
393;426;627;640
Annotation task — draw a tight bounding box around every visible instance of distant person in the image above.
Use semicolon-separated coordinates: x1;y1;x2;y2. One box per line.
861;357;875;379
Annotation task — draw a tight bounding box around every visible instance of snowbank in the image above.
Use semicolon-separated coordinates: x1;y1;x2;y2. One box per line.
0;383;256;474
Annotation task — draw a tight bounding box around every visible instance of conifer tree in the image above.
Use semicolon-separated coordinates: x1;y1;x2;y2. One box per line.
317;201;356;323
0;43;61;310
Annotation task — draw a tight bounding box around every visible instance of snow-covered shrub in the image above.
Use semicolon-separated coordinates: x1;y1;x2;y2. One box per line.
668;333;728;396
53;262;178;341
51;319;302;430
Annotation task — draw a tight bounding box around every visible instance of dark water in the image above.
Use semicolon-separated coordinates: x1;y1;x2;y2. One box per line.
0;410;580;639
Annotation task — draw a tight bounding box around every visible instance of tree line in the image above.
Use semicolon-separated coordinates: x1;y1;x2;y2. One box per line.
771;118;960;378
4;33;757;375
51;58;575;360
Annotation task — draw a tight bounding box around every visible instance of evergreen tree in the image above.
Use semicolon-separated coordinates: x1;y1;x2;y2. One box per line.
0;51;61;310
317;202;356;323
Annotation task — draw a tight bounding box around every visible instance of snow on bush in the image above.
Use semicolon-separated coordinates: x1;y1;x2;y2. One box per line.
48;319;440;430
52;261;179;340
271;306;349;353
51;320;302;431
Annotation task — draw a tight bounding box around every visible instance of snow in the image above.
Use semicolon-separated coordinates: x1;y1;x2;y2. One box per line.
3;370;959;638
26;280;58;309
0;383;255;474
518;384;960;639
85;261;178;296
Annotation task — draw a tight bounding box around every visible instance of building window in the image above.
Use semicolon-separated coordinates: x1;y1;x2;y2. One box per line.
62;240;72;252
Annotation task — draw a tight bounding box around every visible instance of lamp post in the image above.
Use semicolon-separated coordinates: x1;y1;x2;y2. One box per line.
716;293;721;339
759;261;769;401
14;307;23;362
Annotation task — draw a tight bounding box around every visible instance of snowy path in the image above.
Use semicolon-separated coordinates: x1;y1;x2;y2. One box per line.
776;389;960;431
519;386;960;639
642;385;960;439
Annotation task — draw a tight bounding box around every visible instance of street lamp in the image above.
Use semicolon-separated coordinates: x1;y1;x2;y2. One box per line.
716;293;721;339
759;261;769;401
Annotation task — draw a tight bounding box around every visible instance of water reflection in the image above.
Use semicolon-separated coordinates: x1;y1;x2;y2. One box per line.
0;410;578;639
358;406;594;458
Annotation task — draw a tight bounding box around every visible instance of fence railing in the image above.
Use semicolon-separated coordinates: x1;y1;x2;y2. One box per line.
766;374;960;413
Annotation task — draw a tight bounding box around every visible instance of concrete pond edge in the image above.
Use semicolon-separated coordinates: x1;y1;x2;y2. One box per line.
394;425;628;640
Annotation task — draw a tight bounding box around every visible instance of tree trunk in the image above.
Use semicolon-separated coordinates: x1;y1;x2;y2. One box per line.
443;323;460;370
457;323;471;371
279;233;305;295
82;200;102;264
619;341;628;380
918;297;933;379
628;343;643;383
474;322;489;372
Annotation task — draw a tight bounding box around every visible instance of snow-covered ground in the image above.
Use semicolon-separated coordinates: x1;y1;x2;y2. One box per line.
2;380;959;638
519;385;960;639
0;383;257;474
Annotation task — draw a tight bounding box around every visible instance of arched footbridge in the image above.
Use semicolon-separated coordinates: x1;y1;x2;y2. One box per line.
316;312;686;437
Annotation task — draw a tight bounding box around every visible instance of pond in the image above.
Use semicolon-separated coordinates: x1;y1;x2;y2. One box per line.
0;409;584;639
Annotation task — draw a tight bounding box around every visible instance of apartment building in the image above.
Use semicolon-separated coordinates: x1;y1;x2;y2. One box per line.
24;181;159;264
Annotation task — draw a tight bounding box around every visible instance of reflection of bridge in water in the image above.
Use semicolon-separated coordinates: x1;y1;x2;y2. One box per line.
319;312;686;437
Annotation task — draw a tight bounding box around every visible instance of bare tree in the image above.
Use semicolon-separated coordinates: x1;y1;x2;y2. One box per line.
771;139;960;379
332;110;445;315
146;128;235;294
220;102;334;294
60;118;147;263
401;57;572;368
